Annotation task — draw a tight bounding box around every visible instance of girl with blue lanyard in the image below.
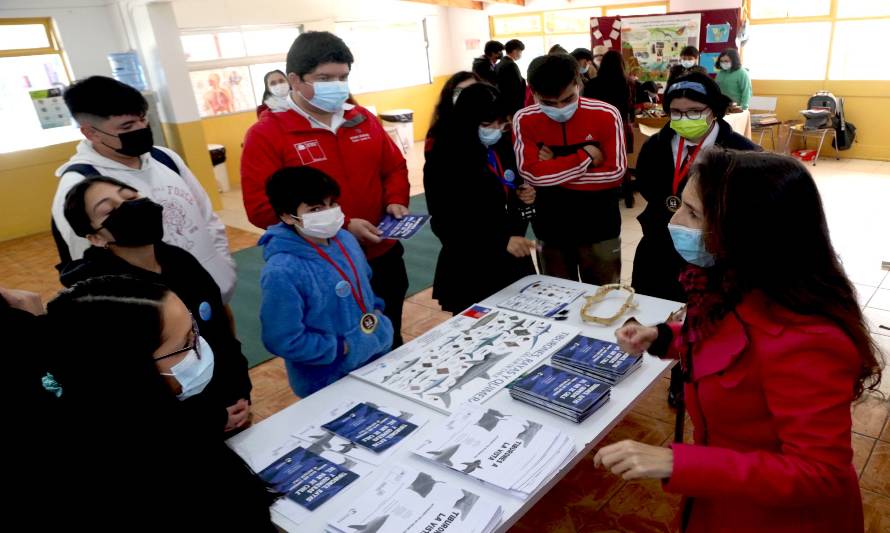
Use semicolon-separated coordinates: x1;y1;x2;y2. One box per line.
423;83;536;314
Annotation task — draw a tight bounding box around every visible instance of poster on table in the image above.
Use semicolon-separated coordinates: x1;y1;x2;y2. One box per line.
620;13;701;82
351;305;578;414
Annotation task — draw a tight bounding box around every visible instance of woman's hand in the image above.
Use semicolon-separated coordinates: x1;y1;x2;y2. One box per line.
507;237;535;258
594;440;674;480
224;399;251;432
516;184;536;205
615;323;659;355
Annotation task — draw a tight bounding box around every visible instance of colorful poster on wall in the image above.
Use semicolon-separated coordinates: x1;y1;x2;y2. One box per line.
699;52;721;75
29;87;72;129
189;66;255;117
706;23;731;43
620;13;701;81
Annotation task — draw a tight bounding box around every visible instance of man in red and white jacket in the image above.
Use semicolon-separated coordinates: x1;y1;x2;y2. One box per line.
241;31;410;347
513;53;626;285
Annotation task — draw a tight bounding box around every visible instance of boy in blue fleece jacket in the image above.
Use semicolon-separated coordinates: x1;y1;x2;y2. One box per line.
260;166;394;397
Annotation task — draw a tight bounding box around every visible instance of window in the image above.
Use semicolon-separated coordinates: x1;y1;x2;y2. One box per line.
747;0;890;81
181;25;300;117
744;22;831;80
829;19;890;80
492;14;542;36
495;35;544;77
335;19;431;94
544;9;602;34
750;0;831;19
604;5;668;16
0;18;79;153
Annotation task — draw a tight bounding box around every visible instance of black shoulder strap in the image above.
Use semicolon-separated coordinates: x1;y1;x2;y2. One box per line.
53;163;100;271
149;147;180;175
61;163;100;176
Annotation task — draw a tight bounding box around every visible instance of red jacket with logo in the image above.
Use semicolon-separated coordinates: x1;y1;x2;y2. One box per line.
241;105;409;259
512;97;626;191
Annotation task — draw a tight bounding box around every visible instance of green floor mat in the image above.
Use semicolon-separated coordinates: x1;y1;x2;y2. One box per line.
231;193;441;368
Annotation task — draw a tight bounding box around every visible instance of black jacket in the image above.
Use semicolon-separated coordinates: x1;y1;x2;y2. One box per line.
424;136;534;313
472;55;498;85
60;243;252;431
495;56;526;118
632;120;759;301
583;76;634;153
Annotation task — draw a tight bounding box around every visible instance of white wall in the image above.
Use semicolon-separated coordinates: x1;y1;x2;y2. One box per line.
669;0;742;10
171;0;456;76
447;7;489;74
0;0;128;79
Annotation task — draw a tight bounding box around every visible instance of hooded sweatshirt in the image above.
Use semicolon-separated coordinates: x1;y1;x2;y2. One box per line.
259;223;393;397
51;141;236;302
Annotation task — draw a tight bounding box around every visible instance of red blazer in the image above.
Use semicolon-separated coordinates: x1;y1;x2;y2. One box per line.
664;292;863;533
240;105;409;260
512;97;626;192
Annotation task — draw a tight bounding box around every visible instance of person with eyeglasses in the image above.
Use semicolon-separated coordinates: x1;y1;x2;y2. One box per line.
59;176;252;434
424;83;536;314
631;71;758;407
33;276;277;530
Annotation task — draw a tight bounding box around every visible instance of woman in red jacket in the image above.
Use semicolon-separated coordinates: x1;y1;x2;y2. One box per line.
595;149;883;532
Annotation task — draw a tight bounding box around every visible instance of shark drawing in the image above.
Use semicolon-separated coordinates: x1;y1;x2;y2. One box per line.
332;440;358;455
408;472;443;498
517;421;542;447
460;460;483;474
470;332;504;355
348;515;389;533
425;444;461;467
428;351;509;407
475;409;508;431
527;322;552;350
305;431;336;455
461;310;499;335
418;375;449;395
452;489;480;521
381;357;420;383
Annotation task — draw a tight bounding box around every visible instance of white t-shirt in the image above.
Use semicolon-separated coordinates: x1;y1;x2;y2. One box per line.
52;141;237;302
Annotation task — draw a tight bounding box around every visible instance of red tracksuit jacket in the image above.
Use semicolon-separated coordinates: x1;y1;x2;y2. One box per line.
240;105;410;259
663;292;864;532
512;97;626;191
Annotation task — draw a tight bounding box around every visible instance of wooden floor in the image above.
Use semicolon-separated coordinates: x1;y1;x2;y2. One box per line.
1;223;887;532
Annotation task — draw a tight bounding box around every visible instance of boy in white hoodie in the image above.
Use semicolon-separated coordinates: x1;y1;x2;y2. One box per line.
50;76;236;302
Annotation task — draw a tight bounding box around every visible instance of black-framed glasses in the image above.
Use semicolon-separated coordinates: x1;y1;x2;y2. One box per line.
669;109;709;121
154;316;200;362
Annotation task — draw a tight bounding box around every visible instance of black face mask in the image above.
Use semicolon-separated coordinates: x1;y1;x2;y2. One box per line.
97;126;154;157
98;197;164;247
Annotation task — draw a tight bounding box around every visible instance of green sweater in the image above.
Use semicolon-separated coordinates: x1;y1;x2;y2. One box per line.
716;68;752;110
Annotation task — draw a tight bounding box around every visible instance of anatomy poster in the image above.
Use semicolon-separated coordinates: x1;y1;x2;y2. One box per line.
621;13;701;81
351;305;577;414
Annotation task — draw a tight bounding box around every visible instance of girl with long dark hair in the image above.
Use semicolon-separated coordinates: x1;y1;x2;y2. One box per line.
424;83;536;313
425;70;480;152
595;150;883;533
41;276;277;530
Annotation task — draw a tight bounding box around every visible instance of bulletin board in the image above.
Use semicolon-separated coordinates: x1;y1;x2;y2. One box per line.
590;8;741;82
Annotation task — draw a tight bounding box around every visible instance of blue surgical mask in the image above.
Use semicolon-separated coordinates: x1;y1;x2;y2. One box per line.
540;99;578;123
720;61;732;70
161;336;215;400
300;80;349;112
478;126;503;147
680;59;695;69
668;223;715;267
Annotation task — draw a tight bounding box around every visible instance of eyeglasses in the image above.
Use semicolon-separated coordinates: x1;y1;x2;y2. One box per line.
670;109;709;121
154;316;201;362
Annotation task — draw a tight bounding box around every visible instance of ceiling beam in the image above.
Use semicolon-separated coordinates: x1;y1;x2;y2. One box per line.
403;0;485;10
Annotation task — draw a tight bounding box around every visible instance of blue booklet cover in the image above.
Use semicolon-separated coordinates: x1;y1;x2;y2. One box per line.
377;214;430;240
552;335;640;375
321;402;418;453
509;364;610;413
258;446;359;510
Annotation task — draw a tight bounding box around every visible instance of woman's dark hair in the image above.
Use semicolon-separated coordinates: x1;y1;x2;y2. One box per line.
266;166;341;216
692;150;883;399
43;275;276;528
718;48;742;71
594;50;627;87
287;31;354;77
663;70;731;118
680;45;699;58
261;69;287;102
64;176;137;237
434;83;505;166
427;71;481;144
528;53;580;98
64;75;149;124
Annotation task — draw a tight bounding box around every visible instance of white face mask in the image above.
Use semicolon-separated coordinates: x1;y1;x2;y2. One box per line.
293;206;345;239
161;336;215;401
680;59;696;69
269;83;290;97
579;65;589;74
478;126;503;147
720;61;732;70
